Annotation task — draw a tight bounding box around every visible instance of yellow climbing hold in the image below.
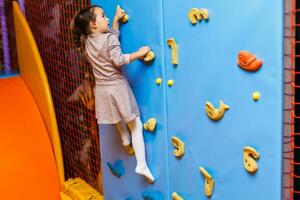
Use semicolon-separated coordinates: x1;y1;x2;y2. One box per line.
188;8;209;24
167;38;178;65
205;100;229;121
243;146;260;173
123;144;135;156
199;167;214;197
172;136;185;158
252;92;260;101
117;5;129;23
156;78;162;85
172;192;184;200
197;9;209;20
188;8;199;24
144;51;155;62
121;14;129;23
167;79;174;87
143;118;157;132
62;178;103;200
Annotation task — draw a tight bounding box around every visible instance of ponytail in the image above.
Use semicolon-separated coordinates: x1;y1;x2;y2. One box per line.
73;25;83;48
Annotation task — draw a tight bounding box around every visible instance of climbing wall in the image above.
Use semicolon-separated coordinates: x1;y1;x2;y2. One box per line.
95;1;169;199
164;1;283;200
93;0;284;199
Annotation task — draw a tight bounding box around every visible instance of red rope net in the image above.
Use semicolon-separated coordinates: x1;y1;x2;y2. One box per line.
0;0;18;72
24;0;102;193
0;5;3;70
6;0;18;70
284;0;298;199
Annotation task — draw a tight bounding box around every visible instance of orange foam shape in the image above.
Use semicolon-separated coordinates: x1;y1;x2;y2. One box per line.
237;51;263;71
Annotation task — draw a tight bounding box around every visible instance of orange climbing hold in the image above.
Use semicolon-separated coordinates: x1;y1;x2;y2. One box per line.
237;51;263;71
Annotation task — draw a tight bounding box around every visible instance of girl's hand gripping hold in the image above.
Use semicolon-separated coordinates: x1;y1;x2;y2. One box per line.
114;5;126;22
137;46;150;60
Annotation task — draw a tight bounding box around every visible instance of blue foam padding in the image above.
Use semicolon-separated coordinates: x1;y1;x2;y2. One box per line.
94;0;283;199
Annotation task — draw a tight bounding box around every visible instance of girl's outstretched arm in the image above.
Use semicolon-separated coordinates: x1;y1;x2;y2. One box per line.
112;5;125;31
129;47;150;63
107;30;150;67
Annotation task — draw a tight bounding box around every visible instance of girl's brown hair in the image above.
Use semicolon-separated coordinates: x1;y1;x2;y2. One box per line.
73;5;102;48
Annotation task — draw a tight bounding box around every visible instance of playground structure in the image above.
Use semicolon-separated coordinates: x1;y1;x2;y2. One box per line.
0;2;102;199
0;0;298;200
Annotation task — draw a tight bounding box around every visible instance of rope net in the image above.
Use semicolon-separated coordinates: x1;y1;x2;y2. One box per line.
284;0;298;199
0;0;18;73
24;0;102;193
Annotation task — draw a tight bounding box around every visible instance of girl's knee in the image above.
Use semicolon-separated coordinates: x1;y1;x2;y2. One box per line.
127;116;142;130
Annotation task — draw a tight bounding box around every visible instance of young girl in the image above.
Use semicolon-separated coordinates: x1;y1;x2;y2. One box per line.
73;5;155;183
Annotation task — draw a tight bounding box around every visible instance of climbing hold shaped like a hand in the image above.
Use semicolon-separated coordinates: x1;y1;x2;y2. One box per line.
172;192;184;200
144;51;155;62
188;8;209;24
143;118;157;132
237;51;263;72
205;100;229;121
243;146;260;173
167;38;178;65
199;167;214;197
188;8;200;24
172;136;185;158
197;8;209;20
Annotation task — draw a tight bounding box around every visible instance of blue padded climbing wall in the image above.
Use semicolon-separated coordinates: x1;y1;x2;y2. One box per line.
93;0;283;199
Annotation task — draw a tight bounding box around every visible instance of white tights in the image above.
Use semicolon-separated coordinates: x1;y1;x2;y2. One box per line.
115;117;154;183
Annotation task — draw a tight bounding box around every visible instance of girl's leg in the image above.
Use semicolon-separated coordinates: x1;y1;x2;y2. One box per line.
126;116;155;183
115;121;134;155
